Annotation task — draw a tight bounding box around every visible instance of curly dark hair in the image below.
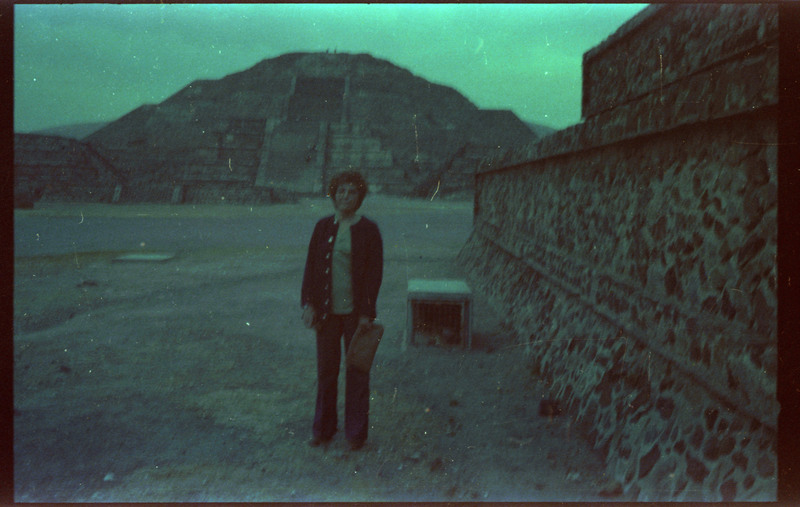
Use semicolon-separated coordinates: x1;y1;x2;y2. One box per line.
327;171;368;208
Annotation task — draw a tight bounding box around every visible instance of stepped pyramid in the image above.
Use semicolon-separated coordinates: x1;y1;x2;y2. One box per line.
83;52;540;201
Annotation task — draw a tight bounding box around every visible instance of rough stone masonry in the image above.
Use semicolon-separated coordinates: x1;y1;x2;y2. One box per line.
458;4;777;501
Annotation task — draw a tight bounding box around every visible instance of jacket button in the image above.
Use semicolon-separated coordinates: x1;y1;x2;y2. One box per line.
325;253;331;259
328;236;334;243
325;268;330;274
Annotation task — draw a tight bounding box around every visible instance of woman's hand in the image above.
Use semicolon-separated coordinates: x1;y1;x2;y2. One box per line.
302;306;317;329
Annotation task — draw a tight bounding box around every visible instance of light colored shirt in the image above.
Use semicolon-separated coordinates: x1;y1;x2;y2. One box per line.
331;221;354;314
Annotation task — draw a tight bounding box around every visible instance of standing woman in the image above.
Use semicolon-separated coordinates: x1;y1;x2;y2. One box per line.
301;171;383;450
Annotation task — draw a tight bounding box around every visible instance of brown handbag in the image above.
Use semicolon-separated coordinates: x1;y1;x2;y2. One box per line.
346;321;385;373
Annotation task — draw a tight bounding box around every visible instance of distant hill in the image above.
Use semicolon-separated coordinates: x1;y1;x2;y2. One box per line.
32;121;110;140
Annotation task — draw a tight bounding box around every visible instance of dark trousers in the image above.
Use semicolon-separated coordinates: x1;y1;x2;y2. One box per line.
313;313;370;444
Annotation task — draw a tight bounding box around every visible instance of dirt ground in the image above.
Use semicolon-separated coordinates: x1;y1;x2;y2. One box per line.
13;197;628;502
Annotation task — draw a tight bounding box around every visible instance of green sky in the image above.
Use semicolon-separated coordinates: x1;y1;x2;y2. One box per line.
14;3;648;133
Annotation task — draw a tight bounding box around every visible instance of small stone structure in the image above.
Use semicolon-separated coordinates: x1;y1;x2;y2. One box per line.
13;134;124;205
406;279;473;348
458;4;777;501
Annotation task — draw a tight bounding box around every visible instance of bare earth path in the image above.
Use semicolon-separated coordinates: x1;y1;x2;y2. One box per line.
13;197;627;502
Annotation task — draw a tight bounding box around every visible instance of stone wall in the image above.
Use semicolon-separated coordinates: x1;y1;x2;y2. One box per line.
14;134;124;205
457;4;778;501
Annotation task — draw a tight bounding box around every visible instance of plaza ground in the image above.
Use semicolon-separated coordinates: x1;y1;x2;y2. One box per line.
13;197;627;501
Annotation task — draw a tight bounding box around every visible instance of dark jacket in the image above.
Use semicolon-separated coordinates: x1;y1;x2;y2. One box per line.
301;215;383;321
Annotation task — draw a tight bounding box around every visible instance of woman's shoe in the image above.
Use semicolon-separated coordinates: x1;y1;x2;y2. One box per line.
309;436;331;447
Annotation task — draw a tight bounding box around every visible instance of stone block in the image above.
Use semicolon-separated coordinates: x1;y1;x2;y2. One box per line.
731;451;748;470
686;453;710;483
656;396;676;419
756;456;774;478
638;444;661;479
720;479;737;502
689;425;704;450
